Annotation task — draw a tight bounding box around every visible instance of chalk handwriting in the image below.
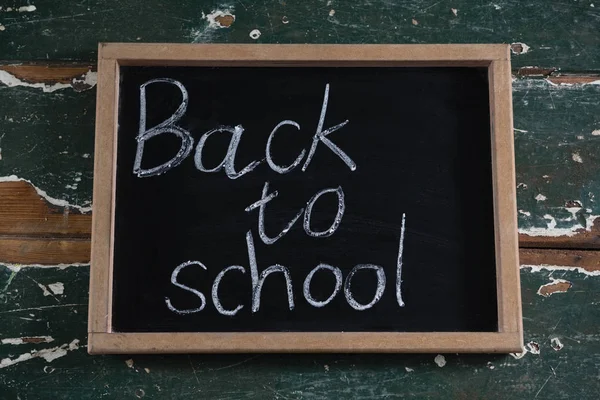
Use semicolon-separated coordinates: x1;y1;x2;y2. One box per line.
164;260;207;314
303;186;345;238
303;263;343;308
344;264;386;311
266;120;305;174
135;78;194;177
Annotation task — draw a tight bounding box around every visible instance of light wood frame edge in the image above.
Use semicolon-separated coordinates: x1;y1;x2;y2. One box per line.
88;43;522;354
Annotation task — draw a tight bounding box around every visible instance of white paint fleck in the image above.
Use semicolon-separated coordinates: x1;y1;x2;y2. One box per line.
487;361;495;370
514;128;529;133
144;368;151;373
522;264;600;277
535;193;547;202
517;183;528;189
572;152;583;163
518;210;532;217
329;9;335;17
0;339;79;369
405;367;414;372
550;337;564;351
0;24;5;32
509;350;527;359
0;175;91;213
0;69;96;93
43;366;55;373
511;42;530;55
82;153;90;158
38;283;52;297
537;278;572;297
249;29;261;39
451;8;458;16
324;364;330;372
48;282;64;295
18;5;37;12
592;129;600;136
492;4;502;10
1;336;54;345
282;16;289;24
577;135;584;140
434;354;446;367
125;359;134;368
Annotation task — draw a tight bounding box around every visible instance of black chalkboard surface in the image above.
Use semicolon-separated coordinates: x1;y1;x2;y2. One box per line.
89;44;521;354
112;65;496;332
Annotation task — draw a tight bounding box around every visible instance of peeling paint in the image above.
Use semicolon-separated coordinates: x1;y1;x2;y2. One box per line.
405;367;414;372
522;264;600;277
0;339;79;369
1;336;54;345
572;152;583;163
3;263;88;273
434;354;446;367
0;175;91;213
0;69;97;93
125;358;134;368
451;8;458;16
534;194;547;202
519;213;600;237
537;278;572;297
592;129;600;136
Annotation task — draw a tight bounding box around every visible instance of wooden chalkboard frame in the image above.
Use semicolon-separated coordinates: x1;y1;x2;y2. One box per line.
88;43;522;354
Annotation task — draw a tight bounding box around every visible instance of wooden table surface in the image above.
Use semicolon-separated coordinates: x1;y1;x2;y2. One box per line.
1;1;599;399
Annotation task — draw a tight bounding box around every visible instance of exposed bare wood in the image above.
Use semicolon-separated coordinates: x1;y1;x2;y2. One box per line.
0;237;90;265
519;248;600;272
0;181;91;237
0;64;94;84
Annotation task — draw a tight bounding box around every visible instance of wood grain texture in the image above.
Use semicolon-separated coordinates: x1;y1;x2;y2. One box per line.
0;238;90;265
0;64;94;84
520;248;600;272
0;181;90;237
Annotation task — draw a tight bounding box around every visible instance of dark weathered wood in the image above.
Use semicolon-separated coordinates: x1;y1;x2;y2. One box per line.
0;1;600;71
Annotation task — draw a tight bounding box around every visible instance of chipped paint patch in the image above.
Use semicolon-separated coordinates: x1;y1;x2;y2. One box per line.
525;341;540;354
125;358;134;368
411;18;419;26
572;152;583;163
405;367;414;372
329;9;335;17
522;264;600;277
510;350;527;359
0;175;91;213
511;43;531;55
592;129;600;136
550;337;564;351
451;8;458;16
434;354;446;367
38;283;52;296
191;7;235;42
0;339;79;369
0;69;96;93
0;24;5;31
1;336;54;345
518;210;532;217
537;278;572;297
203;9;235;29
534;194;547;202
249;29;261;40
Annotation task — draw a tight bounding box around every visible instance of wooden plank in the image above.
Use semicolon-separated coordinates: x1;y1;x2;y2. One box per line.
0;238;90;265
0;64;94;84
0;1;599;70
520;248;600;273
0;181;91;237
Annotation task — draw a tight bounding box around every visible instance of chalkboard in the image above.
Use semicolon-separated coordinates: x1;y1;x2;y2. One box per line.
89;44;522;353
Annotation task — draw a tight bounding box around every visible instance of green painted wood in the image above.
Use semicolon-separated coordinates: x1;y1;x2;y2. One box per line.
0;1;599;70
0;264;597;399
1;77;599;234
